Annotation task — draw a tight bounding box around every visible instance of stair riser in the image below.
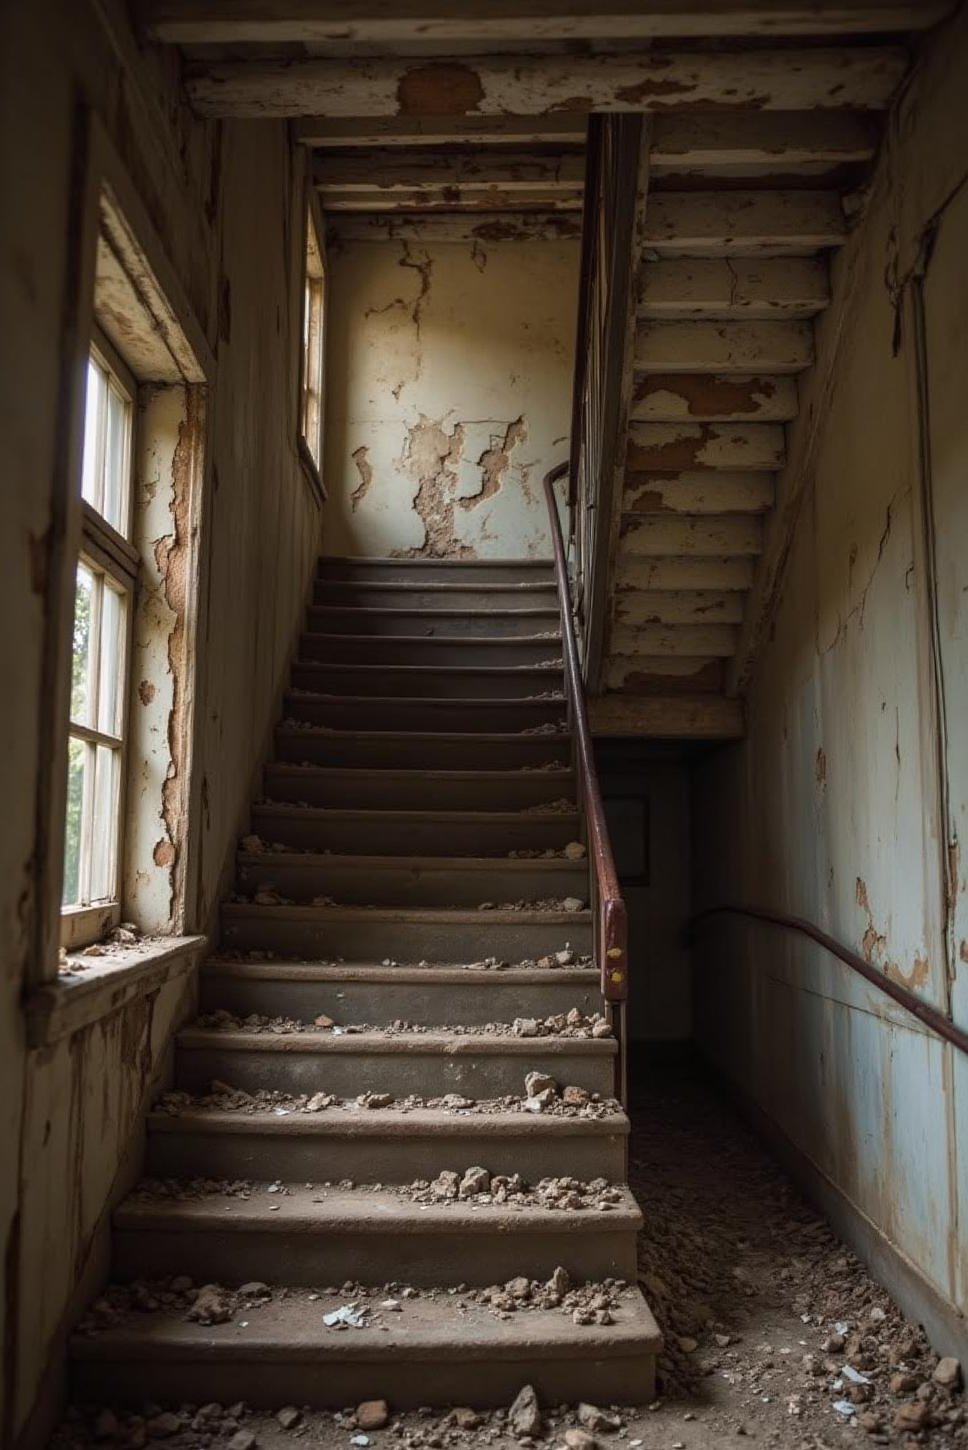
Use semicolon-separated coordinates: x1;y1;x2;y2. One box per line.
235;859;588;906
112;1224;637;1290
219;913;592;961
318;560;554;585
275;732;572;770
249;810;580;855
307;608;561;638
314;585;560;610
300;636;562;667
261;769;576;813
291;664;563;700
175;1045;615;1100
284;696;566;732
145;1122;628;1184
200;973;601;1025
71;1350;656;1410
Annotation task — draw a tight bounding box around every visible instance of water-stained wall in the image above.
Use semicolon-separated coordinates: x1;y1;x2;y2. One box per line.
0;1;322;1436
322;224;580;558
693;6;968;1352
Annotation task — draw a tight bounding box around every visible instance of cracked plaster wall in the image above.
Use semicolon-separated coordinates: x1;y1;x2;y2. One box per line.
0;3;322;1436
322;232;580;557
691;7;968;1354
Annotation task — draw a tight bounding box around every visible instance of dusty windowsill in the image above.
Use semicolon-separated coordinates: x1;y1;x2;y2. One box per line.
25;935;207;1048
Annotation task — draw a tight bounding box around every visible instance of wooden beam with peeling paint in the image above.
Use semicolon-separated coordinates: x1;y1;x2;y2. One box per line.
326;212;584;244
614;588;746;625
314;151;586;191
649;110;876;170
627;420;785;471
605;654;725;692
623;470;775;514
620;513;764;557
296;116;589;148
588;691;744;739
636;318;813;373
184;48;908;120
145;1;949;44
644;190;846;257
616;554;755;591
320;187;585;212
631;372;798;422
639;257;830;318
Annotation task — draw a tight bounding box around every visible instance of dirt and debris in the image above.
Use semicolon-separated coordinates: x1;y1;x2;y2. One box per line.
58;923;161;975
191;1009;609;1040
154;1083;622;1121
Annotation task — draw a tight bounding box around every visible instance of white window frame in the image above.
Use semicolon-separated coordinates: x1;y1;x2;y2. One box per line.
61;327;139;950
298;199;326;494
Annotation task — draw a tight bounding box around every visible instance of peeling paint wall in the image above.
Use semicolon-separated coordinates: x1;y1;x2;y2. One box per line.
323;230;580;557
692;8;968;1346
0;0;322;1436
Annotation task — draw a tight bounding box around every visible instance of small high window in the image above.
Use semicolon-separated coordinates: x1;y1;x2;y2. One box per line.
299;208;325;473
62;339;139;933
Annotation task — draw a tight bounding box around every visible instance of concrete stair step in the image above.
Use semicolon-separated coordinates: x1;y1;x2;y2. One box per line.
113;1185;642;1288
300;633;562;667
219;905;592;960
145;1107;631;1184
313;581;560;610
69;1287;661;1407
283;692;566;733
174;1029;617;1100
249;804;580;855
307;605;561;638
318;556;555;585
234;851;588;907
201;959;600;1025
261;765;577;812
274;727;572;770
290;662;564;700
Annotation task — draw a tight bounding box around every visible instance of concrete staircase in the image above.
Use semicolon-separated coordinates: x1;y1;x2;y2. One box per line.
70;557;661;1411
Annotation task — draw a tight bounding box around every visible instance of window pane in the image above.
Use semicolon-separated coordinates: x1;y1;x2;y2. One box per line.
71;561;95;727
102;377;131;534
81;359;104;511
90;745;121;901
62;736;87;906
98;581;127;737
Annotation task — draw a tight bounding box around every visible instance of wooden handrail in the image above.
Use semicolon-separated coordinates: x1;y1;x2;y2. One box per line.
691;904;968;1056
543;463;628;1005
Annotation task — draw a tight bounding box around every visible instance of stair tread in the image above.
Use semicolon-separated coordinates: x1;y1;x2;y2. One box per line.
71;1286;660;1362
294;662;563;676
315;581;557;593
115;1185;642;1233
276;727;572;743
264;766;573;782
320;556;554;567
146;1107;630;1138
178;1029;617;1056
309;607;561;618
285;691;565;705
302;633;562;645
252;806;577;822
223;906;587;923
236;851;583;870
204;961;596;983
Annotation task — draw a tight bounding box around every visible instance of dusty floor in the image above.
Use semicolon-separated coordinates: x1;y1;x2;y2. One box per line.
51;1060;965;1450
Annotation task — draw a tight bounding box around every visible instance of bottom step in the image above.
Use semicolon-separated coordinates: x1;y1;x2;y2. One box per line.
71;1287;661;1408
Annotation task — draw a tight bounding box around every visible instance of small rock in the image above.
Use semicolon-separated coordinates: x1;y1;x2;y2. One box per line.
506;1276;532;1300
525;1088;556;1113
508;1385;542;1438
356;1400;390;1430
893;1402;931;1433
677;1336;698;1354
513;1018;541;1038
547;1265;570;1297
450;1409;481;1429
226;1435;257;1450
564;1431;599;1450
186;1284;234;1325
563;842;586;860
459;1166;491;1197
562;1085;590;1107
857;1411;883;1434
146;1414;181;1440
314;1014;335;1028
524;1071;556;1098
238;1281;270;1298
889;1372;919;1394
275;1407;301;1430
562;897;585;912
933;1357;962;1390
577;1404;619;1432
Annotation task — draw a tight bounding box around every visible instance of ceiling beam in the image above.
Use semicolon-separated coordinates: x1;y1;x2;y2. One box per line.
314;151;585;191
296;116;587;147
320;187;584;211
639;257;830;318
636;319;814;373
184;48;908;119
631;372;799;422
620;514;764;556
622;471;776;513
650;110;876;169
145;1;950;44
613;589;746;625
615;554;755;590
326;211;583;243
627;421;786;472
644;190;846;257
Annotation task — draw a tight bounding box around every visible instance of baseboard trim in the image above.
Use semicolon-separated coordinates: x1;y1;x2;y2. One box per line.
710;1061;968;1366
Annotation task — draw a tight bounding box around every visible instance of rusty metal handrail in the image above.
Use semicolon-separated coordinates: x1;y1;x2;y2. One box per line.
690;904;968;1056
544;463;628;1006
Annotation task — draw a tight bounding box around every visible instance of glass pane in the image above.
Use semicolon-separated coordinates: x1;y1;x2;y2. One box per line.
90;745;121;902
81;359;104;511
62;735;88;907
71;561;95;727
102;377;131;534
98;581;127;737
